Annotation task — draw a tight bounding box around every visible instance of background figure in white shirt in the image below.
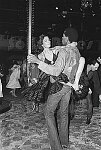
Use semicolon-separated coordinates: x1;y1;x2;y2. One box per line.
6;62;21;97
0;66;3;104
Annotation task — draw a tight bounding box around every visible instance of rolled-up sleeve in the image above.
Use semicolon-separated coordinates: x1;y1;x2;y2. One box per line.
38;50;69;76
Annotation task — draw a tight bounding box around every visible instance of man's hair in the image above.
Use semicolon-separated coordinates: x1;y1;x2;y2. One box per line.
64;27;78;42
87;58;99;65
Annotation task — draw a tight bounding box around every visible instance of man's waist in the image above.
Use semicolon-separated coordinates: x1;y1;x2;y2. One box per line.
50;73;69;83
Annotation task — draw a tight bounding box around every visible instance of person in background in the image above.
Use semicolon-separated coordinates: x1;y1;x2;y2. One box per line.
6;61;21;97
97;56;101;102
27;28;84;150
86;58;100;124
68;58;100;125
20;59;28;90
0;65;4;104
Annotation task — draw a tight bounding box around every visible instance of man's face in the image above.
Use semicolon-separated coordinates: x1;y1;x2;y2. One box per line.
62;34;70;46
91;62;99;71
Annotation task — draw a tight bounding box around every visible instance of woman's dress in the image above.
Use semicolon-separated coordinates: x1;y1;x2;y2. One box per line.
23;53;69;104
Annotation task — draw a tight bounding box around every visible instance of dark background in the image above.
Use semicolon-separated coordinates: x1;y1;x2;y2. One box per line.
34;0;101;40
0;0;101;62
0;0;100;39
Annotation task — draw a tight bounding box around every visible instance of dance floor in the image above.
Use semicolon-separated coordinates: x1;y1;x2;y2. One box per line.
0;94;101;150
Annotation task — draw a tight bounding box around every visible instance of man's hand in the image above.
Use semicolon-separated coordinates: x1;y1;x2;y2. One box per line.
72;82;79;91
27;54;40;64
60;81;79;91
66;82;79;91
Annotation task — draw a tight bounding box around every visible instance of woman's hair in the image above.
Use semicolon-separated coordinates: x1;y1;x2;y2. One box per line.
38;34;48;46
36;34;50;54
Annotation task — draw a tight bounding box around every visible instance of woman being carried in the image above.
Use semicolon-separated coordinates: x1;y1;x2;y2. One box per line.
23;34;85;112
23;35;62;111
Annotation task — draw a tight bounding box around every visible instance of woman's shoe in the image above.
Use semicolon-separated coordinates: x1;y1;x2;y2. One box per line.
10;90;13;94
35;104;39;112
13;95;17;97
11;92;17;97
62;145;68;149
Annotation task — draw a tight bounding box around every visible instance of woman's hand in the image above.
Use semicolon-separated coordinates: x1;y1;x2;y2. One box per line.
27;54;40;64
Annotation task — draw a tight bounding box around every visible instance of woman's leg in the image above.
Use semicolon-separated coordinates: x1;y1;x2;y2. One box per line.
68;98;75;120
11;89;17;97
86;93;93;124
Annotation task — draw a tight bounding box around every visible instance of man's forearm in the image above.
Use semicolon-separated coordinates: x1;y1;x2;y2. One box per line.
38;50;67;76
74;57;85;84
38;61;63;76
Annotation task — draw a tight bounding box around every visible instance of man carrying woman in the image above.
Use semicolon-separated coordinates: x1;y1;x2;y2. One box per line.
27;28;85;150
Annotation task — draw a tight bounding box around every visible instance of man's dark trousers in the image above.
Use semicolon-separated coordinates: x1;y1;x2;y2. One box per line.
44;85;71;150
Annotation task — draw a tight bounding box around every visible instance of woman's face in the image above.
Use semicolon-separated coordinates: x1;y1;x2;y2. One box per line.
42;36;51;48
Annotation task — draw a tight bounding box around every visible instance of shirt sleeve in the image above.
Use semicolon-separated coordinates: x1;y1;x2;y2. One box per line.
38;50;70;76
51;46;61;55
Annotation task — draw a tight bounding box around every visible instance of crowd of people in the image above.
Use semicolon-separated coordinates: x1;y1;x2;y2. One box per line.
0;27;101;150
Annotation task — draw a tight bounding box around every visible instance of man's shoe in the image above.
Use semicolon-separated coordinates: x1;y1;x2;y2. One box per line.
86;118;91;125
62;145;68;149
